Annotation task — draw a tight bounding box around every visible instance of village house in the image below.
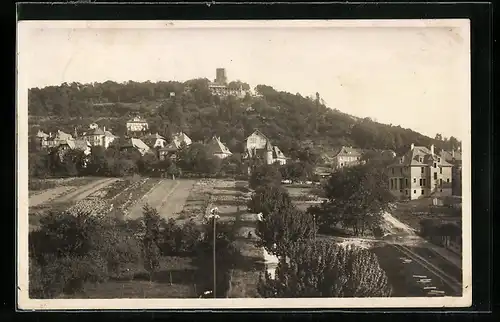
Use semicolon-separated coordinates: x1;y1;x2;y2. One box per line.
440;149;462;196
157;132;193;160
54;138;91;162
42;130;73;149
82;126;117;149
35;130;50;149
142;132;167;149
243;130;287;165
120;138;152;156
126;116;149;134
206;136;232;159
387;144;453;200
331;146;364;169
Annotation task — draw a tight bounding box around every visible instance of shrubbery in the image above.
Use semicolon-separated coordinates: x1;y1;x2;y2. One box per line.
29;211;142;298
258;240;392;298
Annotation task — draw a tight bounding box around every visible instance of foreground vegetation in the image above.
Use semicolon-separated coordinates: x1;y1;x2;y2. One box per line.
29;204;241;299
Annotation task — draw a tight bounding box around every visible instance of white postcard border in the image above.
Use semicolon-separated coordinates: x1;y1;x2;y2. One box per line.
16;19;472;310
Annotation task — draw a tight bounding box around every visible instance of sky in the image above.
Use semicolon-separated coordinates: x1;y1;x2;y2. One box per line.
17;20;470;139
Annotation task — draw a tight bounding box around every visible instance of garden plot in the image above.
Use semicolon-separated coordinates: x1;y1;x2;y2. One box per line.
126;179;197;221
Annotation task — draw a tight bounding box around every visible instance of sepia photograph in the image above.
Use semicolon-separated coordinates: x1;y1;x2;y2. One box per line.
17;19;471;309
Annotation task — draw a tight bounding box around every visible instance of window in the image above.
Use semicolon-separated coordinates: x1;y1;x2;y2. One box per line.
434;172;437;180
421;189;424;195
405;178;408;187
421;167;424;174
447;178;450;183
414;190;416;194
340;163;343;167
440;179;443;187
440;167;442;174
419;179;422;186
405;190;408;195
440;189;442;192
413;178;416;183
433;162;437;168
423;179;426;187
438;158;441;162
399;189;402;193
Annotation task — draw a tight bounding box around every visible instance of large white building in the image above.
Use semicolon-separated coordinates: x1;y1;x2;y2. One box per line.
126;116;149;133
387;144;453;200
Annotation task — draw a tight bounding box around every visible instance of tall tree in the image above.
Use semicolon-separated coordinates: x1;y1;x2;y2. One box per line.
247;184;293;216
316;164;394;236
141;204;162;281
249;164;282;190
256;206;316;257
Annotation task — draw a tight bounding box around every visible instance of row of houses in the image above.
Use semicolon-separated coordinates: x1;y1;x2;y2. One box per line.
33;121;290;168
317;143;462;200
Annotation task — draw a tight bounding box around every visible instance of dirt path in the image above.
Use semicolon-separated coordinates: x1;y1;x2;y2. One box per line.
127;180;196;220
29;186;78;208
51;178;119;204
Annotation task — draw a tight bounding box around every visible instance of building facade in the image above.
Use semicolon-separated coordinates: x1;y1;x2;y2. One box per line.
244;130;287;165
82;126;117;149
331;146;364;169
388;144;453;200
126;116;149;133
440;149;462;196
142;133;167;149
207;136;232;159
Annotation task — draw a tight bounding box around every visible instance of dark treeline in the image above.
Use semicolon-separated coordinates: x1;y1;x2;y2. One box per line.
28;79;461;157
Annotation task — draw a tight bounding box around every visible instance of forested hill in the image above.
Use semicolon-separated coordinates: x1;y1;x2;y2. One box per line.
28;79;461;156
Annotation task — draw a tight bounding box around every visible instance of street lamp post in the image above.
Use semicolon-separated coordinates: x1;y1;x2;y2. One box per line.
208;207;220;299
313;214;316;241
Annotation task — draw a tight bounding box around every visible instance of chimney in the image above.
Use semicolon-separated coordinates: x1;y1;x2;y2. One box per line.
430;144;434;156
452;149;455;158
410;143;414;150
103;126;106;132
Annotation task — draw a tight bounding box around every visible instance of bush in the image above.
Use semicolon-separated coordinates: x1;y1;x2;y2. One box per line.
29;211;142;298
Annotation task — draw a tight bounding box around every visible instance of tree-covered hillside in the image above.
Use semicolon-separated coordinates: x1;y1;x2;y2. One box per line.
28;79;461;157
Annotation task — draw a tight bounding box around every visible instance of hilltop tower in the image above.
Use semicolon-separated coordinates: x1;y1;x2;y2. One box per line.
215;68;227;84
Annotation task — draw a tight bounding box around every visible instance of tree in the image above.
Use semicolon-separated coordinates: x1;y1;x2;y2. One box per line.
256;206;316;257
257;240;391;298
279;161;314;182
247;184;293;216
29;151;51;178
249;164;282;190
141;204;162;281
316;164;394;236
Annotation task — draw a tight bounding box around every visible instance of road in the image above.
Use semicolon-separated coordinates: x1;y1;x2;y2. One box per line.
314;212;463;297
29;177;118;208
